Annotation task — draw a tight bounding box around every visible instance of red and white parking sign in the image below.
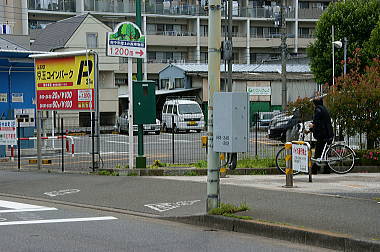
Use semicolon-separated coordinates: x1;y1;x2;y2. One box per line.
0;120;17;145
292;143;309;173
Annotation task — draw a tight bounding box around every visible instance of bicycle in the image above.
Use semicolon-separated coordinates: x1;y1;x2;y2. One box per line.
275;124;356;175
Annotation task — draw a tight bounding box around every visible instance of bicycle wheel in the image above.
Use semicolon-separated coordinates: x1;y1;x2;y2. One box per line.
326;144;355;174
275;147;301;175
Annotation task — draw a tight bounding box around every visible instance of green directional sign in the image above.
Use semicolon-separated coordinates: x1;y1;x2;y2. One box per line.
106;22;146;59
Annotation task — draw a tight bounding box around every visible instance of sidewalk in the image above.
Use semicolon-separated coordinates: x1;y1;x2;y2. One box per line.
158;173;380;251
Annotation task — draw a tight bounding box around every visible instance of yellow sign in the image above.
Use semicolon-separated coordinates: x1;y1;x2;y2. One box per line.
34;55;95;111
35;55;95;90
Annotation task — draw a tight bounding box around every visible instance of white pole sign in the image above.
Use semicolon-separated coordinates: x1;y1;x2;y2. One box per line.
292;143;309;173
0;120;17;145
106;21;147;168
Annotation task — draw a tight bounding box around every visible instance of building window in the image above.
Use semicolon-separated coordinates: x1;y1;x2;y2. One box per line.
86;33;98;48
200;25;208;36
299;27;310;38
201;52;208;63
160;79;169;89
299;2;309;9
175;78;184;88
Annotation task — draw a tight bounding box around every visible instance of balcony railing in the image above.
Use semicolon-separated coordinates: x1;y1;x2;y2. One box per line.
144;4;206;16
84;0;136;13
28;0;75;12
147;31;196;36
298;8;324;19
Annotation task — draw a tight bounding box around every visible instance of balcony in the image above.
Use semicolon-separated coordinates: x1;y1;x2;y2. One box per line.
241;7;295;19
84;0;135;13
147;34;196;46
28;0;75;12
298;8;324;19
144;3;206;16
147;31;196;37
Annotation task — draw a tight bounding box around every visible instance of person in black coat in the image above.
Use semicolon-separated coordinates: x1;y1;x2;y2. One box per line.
308;96;334;174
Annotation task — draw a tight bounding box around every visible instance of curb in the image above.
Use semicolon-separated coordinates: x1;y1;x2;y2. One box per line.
163;215;380;252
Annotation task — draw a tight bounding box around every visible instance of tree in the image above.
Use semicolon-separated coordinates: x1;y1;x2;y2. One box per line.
307;0;380;85
325;49;380;149
363;19;380;60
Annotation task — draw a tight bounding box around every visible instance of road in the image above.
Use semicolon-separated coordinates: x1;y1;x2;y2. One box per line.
0;195;331;251
0;170;378;241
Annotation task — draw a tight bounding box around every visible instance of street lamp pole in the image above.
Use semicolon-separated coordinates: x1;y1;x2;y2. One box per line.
332;25;335;87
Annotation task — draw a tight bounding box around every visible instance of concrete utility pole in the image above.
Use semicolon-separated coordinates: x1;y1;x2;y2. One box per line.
207;0;221;212
227;0;233;92
280;0;287;110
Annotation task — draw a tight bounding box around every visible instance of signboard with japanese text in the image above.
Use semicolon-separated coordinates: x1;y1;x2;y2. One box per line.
0;120;17;145
106;22;146;59
292;143;309;173
35;55;95;110
247;86;271;96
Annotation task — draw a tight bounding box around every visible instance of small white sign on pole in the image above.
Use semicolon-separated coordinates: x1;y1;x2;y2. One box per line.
292;143;309;173
0;120;17;145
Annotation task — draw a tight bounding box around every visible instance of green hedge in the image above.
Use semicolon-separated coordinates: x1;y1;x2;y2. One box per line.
355;149;380;166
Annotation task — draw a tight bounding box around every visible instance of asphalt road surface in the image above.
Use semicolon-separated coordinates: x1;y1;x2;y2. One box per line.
0;195;333;252
0;170;378;240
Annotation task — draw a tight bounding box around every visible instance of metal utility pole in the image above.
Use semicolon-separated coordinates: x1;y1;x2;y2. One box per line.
136;0;146;168
332;25;335;87
207;0;221;212
343;37;347;75
280;0;287;110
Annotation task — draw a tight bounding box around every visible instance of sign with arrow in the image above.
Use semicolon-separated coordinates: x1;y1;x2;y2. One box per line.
106;22;146;59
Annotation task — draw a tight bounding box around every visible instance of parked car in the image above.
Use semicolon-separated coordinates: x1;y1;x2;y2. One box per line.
115;111;161;135
258;112;280;129
268;110;316;143
161;98;205;133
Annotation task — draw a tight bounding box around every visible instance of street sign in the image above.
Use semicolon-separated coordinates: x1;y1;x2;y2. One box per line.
292;142;309;173
0;120;17;145
106;22;146;59
247;86;271;96
34;55;95;110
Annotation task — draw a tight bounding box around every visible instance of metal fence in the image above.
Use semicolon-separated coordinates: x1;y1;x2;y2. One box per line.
1;115;367;172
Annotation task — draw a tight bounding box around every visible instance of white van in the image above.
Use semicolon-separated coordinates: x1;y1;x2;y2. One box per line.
161;99;205;133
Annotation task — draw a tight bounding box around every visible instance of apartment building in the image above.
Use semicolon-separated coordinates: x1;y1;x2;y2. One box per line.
2;0;331;82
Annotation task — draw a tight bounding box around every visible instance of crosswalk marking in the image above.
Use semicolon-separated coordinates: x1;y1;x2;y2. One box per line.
0;216;117;226
0;200;57;213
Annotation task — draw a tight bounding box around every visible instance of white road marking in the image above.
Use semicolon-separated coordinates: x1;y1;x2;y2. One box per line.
145;200;200;212
106;141;129;144
44;189;80;197
0;216;117;226
0;200;57;213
